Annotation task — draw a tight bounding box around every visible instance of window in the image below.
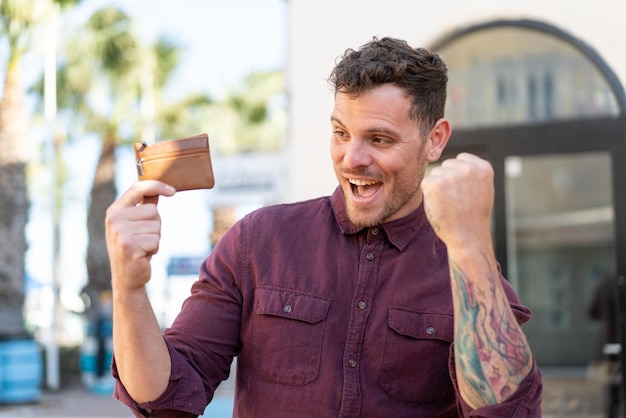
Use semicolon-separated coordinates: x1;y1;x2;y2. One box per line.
436;24;620;128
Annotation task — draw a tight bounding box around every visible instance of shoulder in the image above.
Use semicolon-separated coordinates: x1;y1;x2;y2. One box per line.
241;196;333;227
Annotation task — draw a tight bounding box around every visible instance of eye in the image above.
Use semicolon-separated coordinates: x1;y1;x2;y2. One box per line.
371;136;391;145
333;129;347;139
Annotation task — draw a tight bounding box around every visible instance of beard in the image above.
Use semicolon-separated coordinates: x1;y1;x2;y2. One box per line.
338;147;429;228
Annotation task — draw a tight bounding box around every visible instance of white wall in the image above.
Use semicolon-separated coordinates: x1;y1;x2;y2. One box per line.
286;0;626;202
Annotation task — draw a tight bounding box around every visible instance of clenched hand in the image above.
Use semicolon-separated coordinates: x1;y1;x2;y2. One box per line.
105;180;176;291
421;153;494;250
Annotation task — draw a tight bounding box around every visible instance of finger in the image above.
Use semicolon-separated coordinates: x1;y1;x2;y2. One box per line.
106;201;163;244
456;152;480;162
135;233;162;257
440;153;476;169
431;156;466;174
123;215;162;234
455;153;493;173
116;180;176;208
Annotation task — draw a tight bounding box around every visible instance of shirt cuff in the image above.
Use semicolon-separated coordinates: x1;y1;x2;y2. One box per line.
111;341;207;417
449;346;543;417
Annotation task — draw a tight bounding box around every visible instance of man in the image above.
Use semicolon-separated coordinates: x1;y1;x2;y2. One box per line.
105;36;542;417
588;273;620;418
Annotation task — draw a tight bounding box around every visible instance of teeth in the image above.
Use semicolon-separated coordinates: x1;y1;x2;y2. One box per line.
348;178;377;186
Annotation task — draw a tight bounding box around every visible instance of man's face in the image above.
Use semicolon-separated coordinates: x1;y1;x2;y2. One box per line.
330;84;433;227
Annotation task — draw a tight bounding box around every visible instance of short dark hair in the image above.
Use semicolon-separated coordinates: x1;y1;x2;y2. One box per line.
328;36;448;137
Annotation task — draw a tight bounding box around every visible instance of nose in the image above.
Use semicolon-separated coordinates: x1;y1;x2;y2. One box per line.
343;139;371;169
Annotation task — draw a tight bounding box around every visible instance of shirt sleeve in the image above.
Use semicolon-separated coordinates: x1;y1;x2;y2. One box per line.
111;340;208;417
448;275;543;417
449;351;543;417
111;222;245;417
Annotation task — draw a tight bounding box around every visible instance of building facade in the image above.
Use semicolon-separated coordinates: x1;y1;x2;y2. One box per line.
285;0;626;379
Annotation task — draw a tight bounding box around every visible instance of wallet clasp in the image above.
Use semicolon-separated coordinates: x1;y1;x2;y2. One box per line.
136;158;144;176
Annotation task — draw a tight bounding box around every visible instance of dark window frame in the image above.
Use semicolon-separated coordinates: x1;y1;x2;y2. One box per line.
431;19;626;115
432;18;626;394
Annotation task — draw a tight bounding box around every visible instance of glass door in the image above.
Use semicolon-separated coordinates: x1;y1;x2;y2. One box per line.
504;152;616;366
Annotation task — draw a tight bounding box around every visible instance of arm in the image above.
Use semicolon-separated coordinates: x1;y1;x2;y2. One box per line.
105;180;176;403
422;153;533;409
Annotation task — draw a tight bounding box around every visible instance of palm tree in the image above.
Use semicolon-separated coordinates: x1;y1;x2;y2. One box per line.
45;7;282;317
203;70;287;245
49;7;215;322
82;7;142;314
207;70;286;156
28;6;145;321
0;0;79;338
143;37;214;142
38;7;143;319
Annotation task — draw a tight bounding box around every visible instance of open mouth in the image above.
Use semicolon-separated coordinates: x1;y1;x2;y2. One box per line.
348;178;382;199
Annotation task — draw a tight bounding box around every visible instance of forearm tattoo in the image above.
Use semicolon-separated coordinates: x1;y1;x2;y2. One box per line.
451;255;532;406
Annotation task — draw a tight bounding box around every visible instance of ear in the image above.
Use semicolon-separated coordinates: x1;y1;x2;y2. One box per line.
425;118;451;163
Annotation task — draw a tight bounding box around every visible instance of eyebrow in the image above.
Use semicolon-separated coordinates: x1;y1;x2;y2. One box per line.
330;115;400;138
330;115;343;126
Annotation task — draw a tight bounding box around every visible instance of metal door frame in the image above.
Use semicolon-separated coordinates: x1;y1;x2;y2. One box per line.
446;116;626;403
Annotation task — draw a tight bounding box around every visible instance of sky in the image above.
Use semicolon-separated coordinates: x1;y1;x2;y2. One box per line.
24;0;288;330
70;0;288;98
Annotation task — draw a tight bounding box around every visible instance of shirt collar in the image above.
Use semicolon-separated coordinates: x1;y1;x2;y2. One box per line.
330;187;430;251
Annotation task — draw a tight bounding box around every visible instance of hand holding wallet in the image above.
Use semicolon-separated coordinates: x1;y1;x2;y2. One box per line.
133;133;215;191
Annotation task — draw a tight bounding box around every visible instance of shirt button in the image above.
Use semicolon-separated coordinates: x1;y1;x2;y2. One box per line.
283;305;293;314
426;326;435;335
357;301;366;310
370;227;379;235
366;252;374;261
348;359;357;368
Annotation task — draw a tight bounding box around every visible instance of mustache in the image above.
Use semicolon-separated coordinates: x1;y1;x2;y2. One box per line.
339;168;383;181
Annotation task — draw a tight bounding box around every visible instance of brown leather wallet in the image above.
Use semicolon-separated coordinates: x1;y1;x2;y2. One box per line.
133;133;215;191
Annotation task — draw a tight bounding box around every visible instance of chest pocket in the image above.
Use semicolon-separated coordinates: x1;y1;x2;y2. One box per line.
380;308;455;403
246;286;330;386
